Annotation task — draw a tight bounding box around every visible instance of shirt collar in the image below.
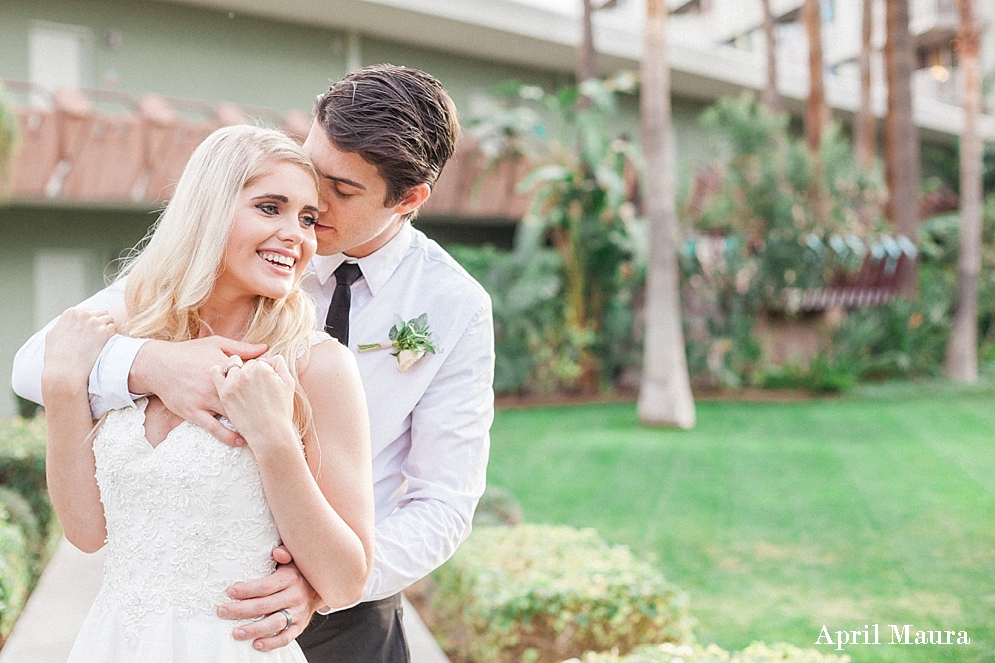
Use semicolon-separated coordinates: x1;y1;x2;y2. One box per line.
310;221;413;297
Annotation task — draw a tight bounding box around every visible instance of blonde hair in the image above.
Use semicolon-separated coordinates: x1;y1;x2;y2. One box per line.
118;125;319;436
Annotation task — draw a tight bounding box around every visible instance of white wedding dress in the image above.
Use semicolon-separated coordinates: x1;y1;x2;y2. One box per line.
65;395;309;663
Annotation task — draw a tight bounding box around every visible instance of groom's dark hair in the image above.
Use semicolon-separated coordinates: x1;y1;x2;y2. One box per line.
313;64;460;210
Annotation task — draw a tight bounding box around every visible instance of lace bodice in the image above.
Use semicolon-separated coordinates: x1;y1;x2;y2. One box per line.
92;400;280;643
89;331;330;645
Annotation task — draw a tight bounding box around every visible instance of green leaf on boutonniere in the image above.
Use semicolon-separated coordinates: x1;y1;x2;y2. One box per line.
358;314;439;371
390;314;437;355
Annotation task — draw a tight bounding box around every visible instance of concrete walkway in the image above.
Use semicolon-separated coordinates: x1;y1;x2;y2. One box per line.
0;538;449;663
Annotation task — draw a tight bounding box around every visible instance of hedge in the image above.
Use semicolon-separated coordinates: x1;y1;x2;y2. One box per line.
564;642;851;663
0;509;29;640
0;417;58;643
431;524;693;663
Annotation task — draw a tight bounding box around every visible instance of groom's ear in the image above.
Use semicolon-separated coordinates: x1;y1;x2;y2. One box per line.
394;183;431;217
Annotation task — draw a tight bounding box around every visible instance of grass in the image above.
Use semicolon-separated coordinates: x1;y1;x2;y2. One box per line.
486;387;995;663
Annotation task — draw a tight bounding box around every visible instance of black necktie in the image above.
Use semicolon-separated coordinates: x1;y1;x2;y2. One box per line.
324;262;362;345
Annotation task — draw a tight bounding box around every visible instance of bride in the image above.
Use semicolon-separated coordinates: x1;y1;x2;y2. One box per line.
40;125;375;662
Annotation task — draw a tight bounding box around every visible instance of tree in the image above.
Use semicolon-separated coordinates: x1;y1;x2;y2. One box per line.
803;0;828;151
579;0;599;85
761;0;784;114
943;0;982;381
853;0;876;168
578;0;619;107
638;0;696;428
884;0;920;296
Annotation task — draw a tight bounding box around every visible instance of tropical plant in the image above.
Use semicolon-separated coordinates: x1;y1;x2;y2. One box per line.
679;95;888;388
0;84;19;196
468;75;642;392
449;234;568;394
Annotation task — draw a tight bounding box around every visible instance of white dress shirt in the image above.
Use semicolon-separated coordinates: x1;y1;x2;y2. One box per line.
12;221;495;603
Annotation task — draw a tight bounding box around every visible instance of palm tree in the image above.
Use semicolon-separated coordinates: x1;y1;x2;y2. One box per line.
884;0;920;296
579;0;600;85
638;0;696;429
577;0;619;108
943;0;982;381
853;0;876;168
761;0;784;113
804;0;828;151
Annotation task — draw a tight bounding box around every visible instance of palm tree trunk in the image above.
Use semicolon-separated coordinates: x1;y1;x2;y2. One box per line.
884;0;920;296
578;0;599;85
804;0;827;151
638;0;696;429
761;0;783;113
943;0;982;381
853;0;876;168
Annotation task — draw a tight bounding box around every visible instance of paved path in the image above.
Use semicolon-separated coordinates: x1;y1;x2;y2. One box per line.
0;538;449;663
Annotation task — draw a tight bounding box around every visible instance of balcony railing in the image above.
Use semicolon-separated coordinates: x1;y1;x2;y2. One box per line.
2;81;311;204
1;81;528;220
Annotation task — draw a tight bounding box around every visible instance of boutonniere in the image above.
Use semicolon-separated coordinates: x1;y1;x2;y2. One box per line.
358;313;438;371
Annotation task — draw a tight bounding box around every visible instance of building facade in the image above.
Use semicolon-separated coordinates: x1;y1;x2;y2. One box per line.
0;0;992;417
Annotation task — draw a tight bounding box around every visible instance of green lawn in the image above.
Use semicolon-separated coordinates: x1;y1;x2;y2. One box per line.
486;387;995;663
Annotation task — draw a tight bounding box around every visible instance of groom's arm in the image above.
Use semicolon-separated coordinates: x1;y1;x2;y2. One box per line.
12;279;266;444
12;280;141;417
363;301;494;602
218;299;493;652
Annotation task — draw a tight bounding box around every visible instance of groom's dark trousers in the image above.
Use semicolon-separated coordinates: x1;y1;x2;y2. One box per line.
296;593;410;663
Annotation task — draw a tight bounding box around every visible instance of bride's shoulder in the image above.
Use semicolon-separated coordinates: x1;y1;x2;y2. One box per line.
297;333;359;385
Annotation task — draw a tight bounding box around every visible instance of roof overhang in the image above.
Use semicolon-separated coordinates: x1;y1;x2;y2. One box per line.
153;0;995;140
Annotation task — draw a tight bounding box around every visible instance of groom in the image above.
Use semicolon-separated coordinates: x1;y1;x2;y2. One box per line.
12;64;494;662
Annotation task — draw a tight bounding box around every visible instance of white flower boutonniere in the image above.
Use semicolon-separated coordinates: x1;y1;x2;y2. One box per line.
358;313;438;372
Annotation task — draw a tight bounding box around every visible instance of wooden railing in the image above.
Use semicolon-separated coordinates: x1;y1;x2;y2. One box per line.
3;81;311;204
1;80;530;220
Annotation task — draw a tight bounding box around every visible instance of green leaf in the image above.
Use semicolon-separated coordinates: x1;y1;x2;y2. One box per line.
516;165;571;194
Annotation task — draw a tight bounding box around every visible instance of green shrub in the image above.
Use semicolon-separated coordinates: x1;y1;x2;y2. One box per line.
472;485;524;528
431;524;692;663
0;417;60;641
0;418;52;534
759;354;857;394
451;239;601;395
565;642;850;663
830;263;953;381
0;488;41;574
0;507;30;641
13;395;40;420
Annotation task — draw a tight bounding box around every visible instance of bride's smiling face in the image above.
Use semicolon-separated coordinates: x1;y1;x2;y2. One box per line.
215;161;320;302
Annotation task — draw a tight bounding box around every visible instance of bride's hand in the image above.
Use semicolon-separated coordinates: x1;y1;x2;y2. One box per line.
41;308;117;399
211;355;297;448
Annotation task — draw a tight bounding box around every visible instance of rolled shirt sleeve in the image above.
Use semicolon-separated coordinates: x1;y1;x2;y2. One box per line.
11;278;142;418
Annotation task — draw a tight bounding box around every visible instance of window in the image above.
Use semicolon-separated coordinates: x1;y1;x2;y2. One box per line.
28;21;93;104
33;250;91;331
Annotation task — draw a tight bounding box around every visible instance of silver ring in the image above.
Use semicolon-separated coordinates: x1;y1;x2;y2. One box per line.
222;362;240;377
278;608;293;633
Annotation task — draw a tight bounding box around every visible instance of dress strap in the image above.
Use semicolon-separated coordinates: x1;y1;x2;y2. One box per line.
295;330;332;359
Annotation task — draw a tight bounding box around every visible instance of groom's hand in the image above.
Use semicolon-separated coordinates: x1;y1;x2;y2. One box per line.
219;546;321;651
130;337;267;446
